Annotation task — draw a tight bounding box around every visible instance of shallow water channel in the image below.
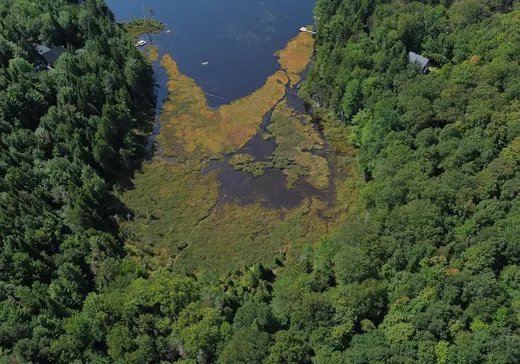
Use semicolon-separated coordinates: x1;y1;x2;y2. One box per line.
204;83;335;209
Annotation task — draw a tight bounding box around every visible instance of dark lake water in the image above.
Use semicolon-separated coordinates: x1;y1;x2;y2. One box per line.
106;0;315;106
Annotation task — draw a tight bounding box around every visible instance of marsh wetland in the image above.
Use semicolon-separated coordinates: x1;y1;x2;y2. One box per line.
110;1;360;273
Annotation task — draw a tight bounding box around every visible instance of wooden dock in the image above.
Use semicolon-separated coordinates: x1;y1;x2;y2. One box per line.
300;26;316;35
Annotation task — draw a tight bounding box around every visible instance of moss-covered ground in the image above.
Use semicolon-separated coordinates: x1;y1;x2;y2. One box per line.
119;32;362;273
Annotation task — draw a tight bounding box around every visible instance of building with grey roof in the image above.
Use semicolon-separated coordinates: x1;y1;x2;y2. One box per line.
36;45;65;67
408;52;429;73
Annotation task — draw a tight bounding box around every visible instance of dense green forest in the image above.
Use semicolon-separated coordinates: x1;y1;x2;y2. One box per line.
2;0;520;363
0;0;155;361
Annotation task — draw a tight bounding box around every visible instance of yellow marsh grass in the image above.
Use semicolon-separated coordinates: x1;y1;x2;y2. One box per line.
275;32;314;86
158;32;314;158
158;55;288;158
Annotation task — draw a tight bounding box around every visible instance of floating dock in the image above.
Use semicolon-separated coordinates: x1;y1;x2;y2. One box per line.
300;26;316;35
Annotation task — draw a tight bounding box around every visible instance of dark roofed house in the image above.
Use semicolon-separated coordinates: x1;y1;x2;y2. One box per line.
408;51;429;73
36;45;51;55
36;45;65;68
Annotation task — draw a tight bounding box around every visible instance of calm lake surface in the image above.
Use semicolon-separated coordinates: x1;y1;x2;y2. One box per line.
106;0;316;106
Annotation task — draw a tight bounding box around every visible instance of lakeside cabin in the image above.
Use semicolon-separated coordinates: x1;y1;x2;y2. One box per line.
36;45;65;68
408;51;430;73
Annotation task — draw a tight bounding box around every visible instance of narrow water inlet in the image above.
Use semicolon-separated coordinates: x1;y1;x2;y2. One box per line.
146;48;170;153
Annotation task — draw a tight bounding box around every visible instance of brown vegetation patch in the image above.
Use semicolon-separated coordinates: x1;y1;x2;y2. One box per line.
147;45;159;63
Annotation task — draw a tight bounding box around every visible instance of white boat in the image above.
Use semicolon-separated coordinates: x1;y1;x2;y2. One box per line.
201;61;209;66
135;40;147;47
167;30;172;34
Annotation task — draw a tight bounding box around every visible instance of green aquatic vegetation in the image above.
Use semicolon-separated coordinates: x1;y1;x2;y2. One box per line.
229;153;256;171
226;102;331;190
229;154;271;176
282;165;307;188
267;102;330;189
118;30;355;275
118;158;220;265
123;19;165;39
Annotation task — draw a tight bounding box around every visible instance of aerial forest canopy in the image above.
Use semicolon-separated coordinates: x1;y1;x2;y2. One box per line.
0;0;156;361
2;0;520;362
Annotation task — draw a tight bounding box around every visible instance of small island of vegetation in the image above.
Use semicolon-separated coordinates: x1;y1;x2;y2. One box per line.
123;18;165;39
